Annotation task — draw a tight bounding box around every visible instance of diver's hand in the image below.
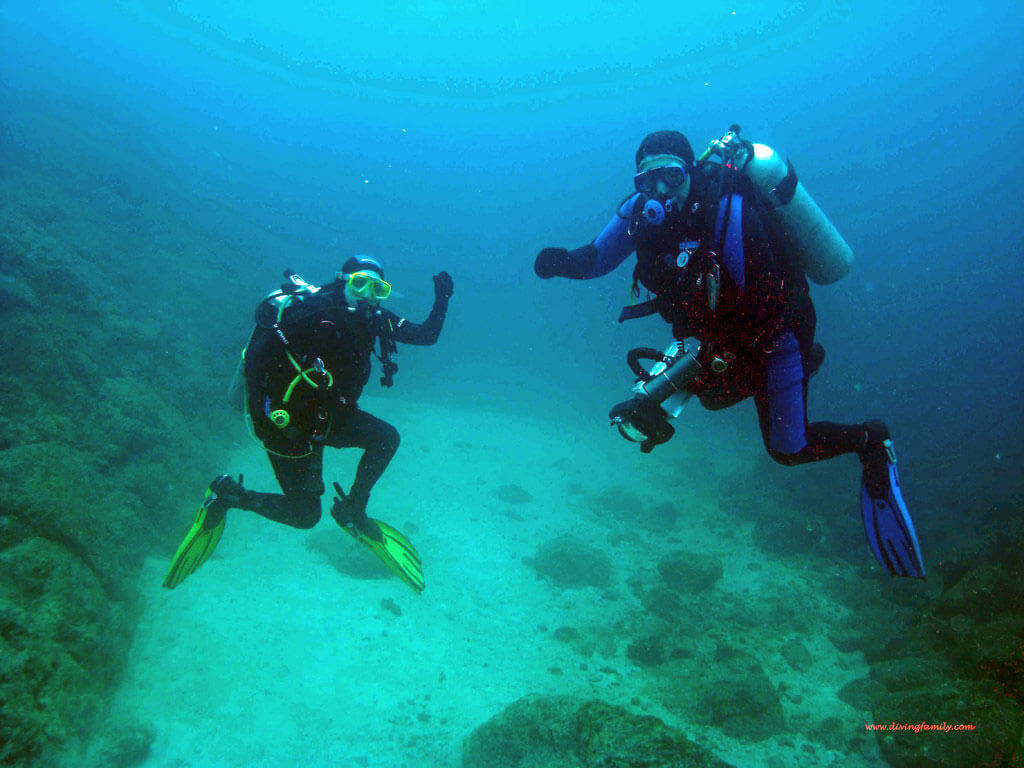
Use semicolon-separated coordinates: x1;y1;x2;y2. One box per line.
609;397;674;453
535;244;598;280
534;247;569;279
433;271;454;301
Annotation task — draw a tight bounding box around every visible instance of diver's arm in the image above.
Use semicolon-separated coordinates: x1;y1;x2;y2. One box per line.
392;271;452;346
534;195;638;280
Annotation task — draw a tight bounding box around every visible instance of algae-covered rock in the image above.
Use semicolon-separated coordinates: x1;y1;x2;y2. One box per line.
525;535;612;589
590;485;643;522
657;551;723;593
696;654;785;741
643;500;680;532
626;634;667;667
0;538;131;766
958;617;1024;705
933;560;1024;623
635;584;704;627
83;719;155;768
462;694;736;768
838;676;886;712
648;651;784;743
780;638;813;672
872;656;951;693
0;442;152;593
0;105;272;767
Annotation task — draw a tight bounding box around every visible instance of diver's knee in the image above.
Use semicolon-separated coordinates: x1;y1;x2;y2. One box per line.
291;510;322;529
381;423;400;454
289;494;323;529
767;447;803;467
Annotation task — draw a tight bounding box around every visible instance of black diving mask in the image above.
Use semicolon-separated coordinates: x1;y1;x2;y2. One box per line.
633;164;687;194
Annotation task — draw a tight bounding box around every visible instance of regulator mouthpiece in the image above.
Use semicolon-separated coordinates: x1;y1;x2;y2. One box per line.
642;197;672;226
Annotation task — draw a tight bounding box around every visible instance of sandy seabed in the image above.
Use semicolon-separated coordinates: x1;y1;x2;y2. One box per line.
112;396;879;768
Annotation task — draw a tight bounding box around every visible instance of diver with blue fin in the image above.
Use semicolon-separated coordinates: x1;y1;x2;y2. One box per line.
163;256;453;593
533;126;924;579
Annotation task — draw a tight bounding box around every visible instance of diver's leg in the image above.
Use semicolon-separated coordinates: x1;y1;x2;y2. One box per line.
757;331;868;467
232;449;324;529
758;395;869;466
327;409;400;522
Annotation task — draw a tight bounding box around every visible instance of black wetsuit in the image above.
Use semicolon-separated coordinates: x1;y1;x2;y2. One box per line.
237;282;448;528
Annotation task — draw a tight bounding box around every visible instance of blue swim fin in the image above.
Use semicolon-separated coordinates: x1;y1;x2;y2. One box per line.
860;425;925;579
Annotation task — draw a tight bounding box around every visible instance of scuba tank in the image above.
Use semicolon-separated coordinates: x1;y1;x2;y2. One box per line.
239;270;336;451
701;125;853;285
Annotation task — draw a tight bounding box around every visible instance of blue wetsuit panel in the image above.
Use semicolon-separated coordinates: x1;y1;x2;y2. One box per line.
765;330;808;453
589;194;639;277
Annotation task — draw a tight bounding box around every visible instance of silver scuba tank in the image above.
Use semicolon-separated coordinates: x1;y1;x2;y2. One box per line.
703;127;854;285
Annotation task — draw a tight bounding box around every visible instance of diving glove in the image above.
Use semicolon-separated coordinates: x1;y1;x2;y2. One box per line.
433;270;454;301
609;397;675;453
534;244;598;279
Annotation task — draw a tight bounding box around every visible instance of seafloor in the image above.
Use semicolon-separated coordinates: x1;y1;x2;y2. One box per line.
108;398;930;768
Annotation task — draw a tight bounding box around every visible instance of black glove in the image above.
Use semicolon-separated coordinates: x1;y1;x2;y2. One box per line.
534;244;599;280
534;247;569;279
433;271;454;301
609;397;675;453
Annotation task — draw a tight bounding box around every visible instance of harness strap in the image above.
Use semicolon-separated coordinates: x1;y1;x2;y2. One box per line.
618;299;663;323
375;315;398;387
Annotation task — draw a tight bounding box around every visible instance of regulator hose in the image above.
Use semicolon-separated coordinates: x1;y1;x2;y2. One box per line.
626;347;666;380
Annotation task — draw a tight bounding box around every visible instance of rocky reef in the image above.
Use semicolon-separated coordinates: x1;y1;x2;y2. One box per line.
0;90;281;765
462;694;736;768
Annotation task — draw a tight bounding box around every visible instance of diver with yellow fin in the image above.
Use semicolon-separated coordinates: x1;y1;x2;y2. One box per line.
163;256;453;593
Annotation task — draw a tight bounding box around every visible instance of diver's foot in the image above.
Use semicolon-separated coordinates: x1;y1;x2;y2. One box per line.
859;420;893;497
330;482;369;532
202;474;247;525
859;420;890;458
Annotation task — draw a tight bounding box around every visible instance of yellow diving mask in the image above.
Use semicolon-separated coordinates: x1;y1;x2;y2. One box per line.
345;271;392;301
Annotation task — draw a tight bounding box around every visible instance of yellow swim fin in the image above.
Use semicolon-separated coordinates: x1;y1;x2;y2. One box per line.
346;518;424;594
330;481;423;593
162;477;234;589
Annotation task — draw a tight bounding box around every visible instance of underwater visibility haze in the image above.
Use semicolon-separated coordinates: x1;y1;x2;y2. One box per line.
0;1;1021;766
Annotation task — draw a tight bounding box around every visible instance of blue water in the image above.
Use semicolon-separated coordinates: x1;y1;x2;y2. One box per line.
2;1;1022;765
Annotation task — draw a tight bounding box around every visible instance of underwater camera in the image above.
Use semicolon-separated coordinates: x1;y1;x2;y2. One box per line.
609;339;703;451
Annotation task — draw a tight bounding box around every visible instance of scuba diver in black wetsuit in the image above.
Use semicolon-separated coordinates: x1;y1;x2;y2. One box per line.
534;127;926;579
163;256;453;593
